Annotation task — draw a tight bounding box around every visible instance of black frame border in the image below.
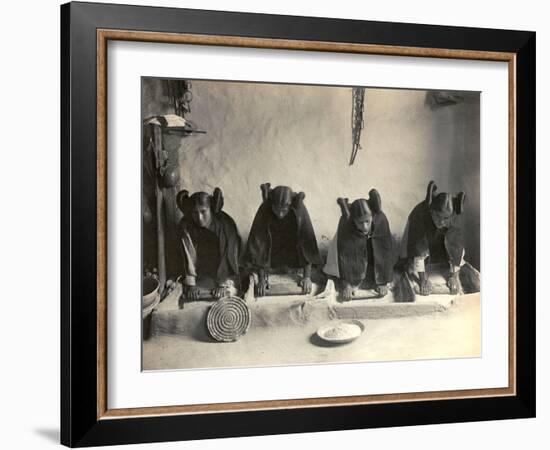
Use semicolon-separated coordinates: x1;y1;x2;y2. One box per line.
61;2;535;447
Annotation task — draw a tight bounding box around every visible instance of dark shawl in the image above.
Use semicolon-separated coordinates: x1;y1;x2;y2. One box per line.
337;211;395;286
243;198;322;270
404;200;464;267
179;211;241;284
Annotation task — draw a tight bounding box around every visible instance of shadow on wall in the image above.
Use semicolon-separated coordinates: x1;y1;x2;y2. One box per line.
142;78;481;271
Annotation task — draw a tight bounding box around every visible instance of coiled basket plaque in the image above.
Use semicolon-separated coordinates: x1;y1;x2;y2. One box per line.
206;296;251;342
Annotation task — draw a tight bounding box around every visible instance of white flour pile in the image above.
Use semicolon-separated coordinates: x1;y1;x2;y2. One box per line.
323;323;362;340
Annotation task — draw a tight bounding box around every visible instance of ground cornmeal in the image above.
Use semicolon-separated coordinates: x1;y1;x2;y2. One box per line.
324;323;361;339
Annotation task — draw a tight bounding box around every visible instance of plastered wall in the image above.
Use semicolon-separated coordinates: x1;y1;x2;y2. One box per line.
143;78;480;269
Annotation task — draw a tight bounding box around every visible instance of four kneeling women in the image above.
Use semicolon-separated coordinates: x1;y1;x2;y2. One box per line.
175;181;475;301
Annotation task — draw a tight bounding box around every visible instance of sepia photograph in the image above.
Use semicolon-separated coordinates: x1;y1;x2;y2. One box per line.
56;1;536;446
141;77;481;371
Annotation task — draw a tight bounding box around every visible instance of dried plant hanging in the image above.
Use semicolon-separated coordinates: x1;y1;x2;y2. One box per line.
350;87;365;166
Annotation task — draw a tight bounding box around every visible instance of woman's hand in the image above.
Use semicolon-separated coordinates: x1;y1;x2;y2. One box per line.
299;277;312;294
342;281;354;301
212;286;229;299
418;272;432;296
376;284;389;297
255;269;267;297
185;285;201;301
447;272;460;295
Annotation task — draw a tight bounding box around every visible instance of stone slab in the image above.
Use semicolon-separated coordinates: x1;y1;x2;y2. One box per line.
150;283;468;338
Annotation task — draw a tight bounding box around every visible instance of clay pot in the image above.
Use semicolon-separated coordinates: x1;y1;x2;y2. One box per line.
162;165;179;188
143;276;160;310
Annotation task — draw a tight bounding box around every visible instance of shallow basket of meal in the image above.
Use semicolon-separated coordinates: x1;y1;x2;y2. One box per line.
316;319;365;344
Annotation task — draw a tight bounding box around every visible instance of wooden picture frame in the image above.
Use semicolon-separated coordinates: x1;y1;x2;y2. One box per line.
61;1;535;447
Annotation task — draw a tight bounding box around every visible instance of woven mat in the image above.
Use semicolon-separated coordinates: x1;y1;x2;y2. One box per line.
206;296;251;342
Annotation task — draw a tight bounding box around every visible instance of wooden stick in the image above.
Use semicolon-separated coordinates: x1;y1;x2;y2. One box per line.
153;125;166;296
